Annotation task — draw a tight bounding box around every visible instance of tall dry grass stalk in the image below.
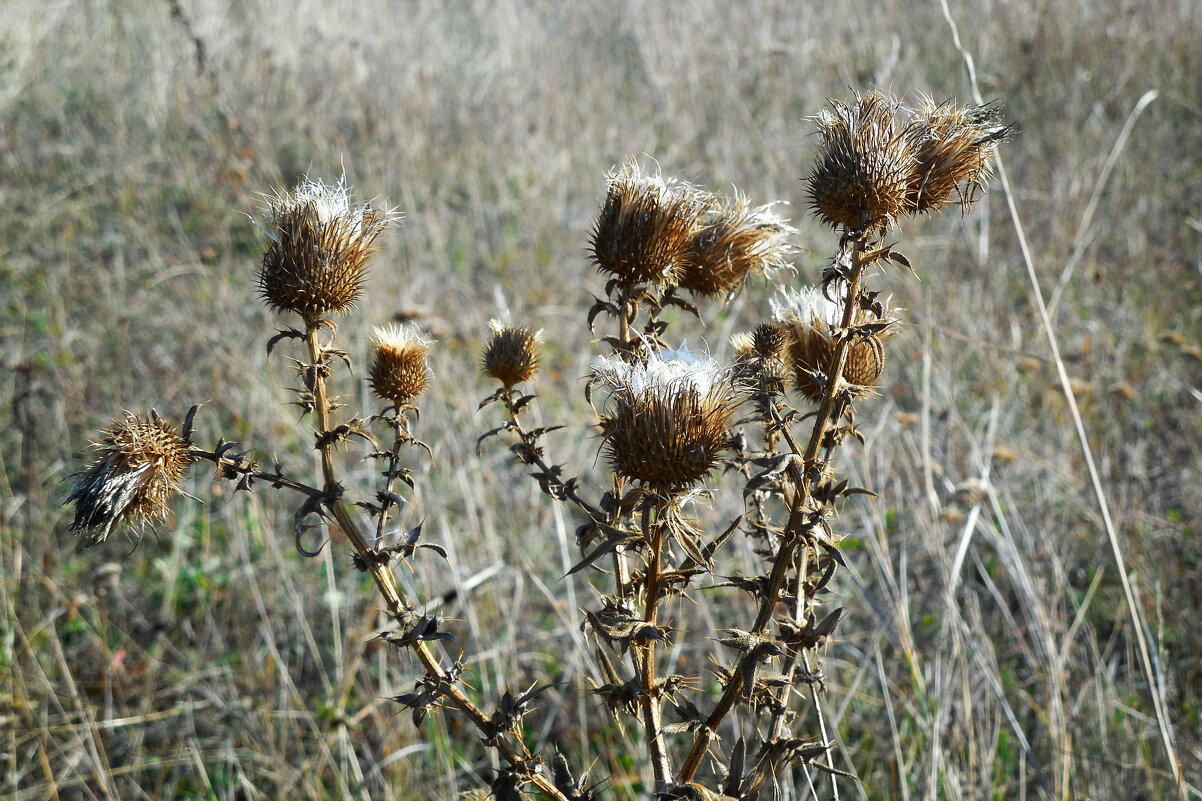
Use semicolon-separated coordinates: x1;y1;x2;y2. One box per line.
66;90;1010;799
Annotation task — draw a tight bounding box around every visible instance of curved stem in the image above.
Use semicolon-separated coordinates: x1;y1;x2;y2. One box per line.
301;324;569;801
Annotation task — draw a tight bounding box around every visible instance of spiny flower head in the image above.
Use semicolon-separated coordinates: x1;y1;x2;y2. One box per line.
751;321;790;361
592;348;744;492
681;194;796;298
772;284;894;403
66;410;195;551
906;94;1011;214
369;323;432;407
482;319;543;389
258;176;399;323
806;90;916;237
590;160;712;286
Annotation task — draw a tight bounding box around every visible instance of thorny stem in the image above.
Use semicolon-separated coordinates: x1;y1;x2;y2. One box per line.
678;237;868;785
611;285;639;599
800;238;867;493
302;324;570;801
188;449;327;499
768;547;812;742
373;417;410;543
500;389;604;523
638;501;673;791
765;550;841;800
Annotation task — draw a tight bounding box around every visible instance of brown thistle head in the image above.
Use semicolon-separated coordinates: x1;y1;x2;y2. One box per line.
592;349;744;493
906;94;1011;214
751;321;790;362
258;177;398;324
729;331;759;372
590;160;711;287
369;323;432;408
772;284;895;403
805;90;916;237
731;322;790;378
66;410;196;550
681;194;796;298
482;319;543;390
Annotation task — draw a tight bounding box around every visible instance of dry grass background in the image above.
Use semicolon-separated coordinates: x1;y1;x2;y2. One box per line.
2;0;1201;798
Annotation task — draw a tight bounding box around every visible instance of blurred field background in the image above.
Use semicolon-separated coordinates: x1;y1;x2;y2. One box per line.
2;0;1201;798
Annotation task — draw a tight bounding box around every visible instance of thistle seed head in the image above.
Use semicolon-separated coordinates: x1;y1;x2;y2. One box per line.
369;323;432;407
592;349;744;492
482;319;543;389
751;321;790;361
66;411;195;550
681;195;796;298
258;176;398;323
772;285;894;403
590;160;711;286
806;90;916;237
906;94;1010;214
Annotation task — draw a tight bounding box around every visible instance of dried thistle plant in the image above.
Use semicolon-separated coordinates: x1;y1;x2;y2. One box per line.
483;319;543;390
806;90;916;237
771;283;896;403
65;90;1008;801
591;159;711;288
258;176;397;323
369;323;433;408
681;195;796;298
66;409;196;550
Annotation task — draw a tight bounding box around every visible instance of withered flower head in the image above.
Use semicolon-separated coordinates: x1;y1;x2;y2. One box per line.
592;349;744;492
771;284;895;403
369;323;432;407
681;194;796;298
729;331;758;365
906;94;1010;214
258;176;398;323
730;323;789;377
752;321;790;361
66;411;195;550
590;160;711;286
482;318;543;389
806;90;916;236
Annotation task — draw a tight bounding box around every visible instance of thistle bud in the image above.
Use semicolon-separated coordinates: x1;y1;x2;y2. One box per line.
592;349;744;492
482;319;543;389
751;321;789;361
66;411;195;550
369;324;432;407
590;160;710;286
681;195;796;298
258;177;398;323
806;91;915;236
